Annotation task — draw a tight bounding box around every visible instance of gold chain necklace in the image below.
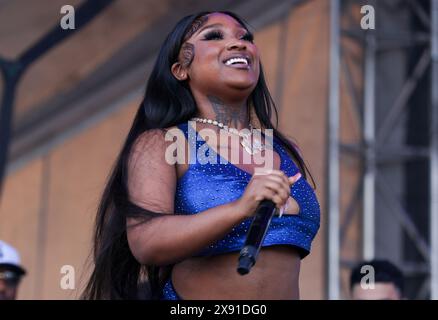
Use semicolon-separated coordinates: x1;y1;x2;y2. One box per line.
190;117;265;155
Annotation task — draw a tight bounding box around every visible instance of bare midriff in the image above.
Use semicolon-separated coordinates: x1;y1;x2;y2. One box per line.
171;246;301;300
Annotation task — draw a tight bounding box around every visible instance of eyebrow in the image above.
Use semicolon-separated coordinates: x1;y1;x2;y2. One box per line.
196;23;222;35
195;23;248;36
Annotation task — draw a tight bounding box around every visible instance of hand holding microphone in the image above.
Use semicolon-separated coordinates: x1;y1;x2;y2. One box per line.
234;170;302;275
235;169;302;219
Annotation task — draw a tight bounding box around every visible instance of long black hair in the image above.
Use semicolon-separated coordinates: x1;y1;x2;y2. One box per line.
82;11;313;300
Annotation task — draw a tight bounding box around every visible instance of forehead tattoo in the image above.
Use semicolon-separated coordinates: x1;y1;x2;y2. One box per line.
178;15;208;68
180;42;195;67
184;15;208;41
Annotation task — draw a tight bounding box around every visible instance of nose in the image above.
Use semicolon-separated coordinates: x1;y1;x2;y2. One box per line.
226;39;246;51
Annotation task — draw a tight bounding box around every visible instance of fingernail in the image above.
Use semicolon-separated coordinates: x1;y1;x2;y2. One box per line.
279;206;285;218
289;173;302;183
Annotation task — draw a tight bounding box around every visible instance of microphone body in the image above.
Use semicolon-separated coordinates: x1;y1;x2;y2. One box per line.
237;200;277;275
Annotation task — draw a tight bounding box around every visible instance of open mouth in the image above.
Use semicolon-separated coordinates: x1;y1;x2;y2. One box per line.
223;56;251;68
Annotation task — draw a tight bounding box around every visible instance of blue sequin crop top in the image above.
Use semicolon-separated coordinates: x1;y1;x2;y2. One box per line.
174;122;320;258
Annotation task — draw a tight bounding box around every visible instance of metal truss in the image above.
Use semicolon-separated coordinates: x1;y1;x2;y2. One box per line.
327;0;438;299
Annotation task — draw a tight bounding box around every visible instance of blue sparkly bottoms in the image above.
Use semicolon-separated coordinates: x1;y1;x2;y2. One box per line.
162;278;182;300
173;122;320;258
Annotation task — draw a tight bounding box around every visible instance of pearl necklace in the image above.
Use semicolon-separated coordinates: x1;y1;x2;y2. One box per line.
190;117;265;155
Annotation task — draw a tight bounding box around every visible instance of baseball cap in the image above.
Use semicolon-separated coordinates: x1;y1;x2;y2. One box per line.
0;240;26;276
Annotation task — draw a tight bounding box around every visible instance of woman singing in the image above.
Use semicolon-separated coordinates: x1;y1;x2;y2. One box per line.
82;11;320;300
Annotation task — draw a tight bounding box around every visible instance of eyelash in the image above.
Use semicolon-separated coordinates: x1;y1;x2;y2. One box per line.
241;33;254;42
203;30;254;43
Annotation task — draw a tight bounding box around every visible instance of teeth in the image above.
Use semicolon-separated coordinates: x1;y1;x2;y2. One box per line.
225;57;248;66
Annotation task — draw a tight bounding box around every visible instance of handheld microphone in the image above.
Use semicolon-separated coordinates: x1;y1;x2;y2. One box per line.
237;200;277;275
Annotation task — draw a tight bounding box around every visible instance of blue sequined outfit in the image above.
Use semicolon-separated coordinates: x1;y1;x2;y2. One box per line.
162;121;320;300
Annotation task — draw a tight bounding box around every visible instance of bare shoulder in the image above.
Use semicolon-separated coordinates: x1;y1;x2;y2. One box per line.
276;134;305;172
130;126;184;155
127;129;178;212
129;129;168;165
275;133;303;158
128;126;189;172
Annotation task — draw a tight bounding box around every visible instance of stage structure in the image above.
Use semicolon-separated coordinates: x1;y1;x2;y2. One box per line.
327;0;438;299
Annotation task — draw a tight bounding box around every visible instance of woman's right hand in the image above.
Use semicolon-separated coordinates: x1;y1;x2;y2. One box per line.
235;170;302;219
